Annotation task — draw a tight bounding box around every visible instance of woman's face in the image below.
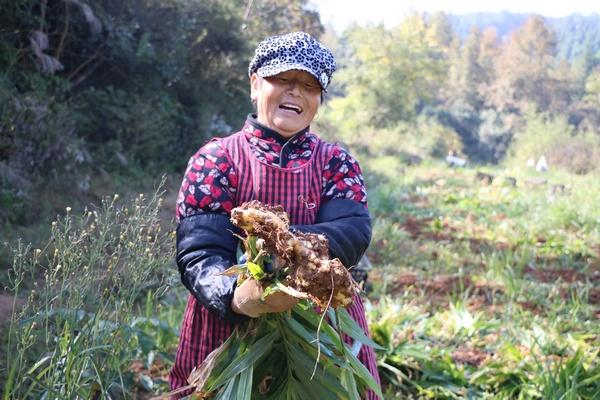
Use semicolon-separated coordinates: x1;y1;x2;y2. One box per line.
251;70;321;138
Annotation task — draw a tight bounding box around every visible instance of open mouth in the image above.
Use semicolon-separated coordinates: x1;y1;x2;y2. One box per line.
279;103;303;114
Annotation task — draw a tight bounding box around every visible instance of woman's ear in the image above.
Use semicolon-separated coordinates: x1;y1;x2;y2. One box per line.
250;73;260;103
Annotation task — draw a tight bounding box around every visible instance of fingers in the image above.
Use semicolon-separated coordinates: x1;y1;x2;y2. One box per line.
263;292;299;313
232;279;298;317
231;279;264;317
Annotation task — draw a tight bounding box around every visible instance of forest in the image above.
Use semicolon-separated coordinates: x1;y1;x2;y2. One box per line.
1;0;599;398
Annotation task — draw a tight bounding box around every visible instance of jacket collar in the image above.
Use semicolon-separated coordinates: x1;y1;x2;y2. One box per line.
244;114;309;146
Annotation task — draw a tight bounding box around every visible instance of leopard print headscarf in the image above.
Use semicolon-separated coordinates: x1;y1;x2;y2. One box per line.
248;31;336;92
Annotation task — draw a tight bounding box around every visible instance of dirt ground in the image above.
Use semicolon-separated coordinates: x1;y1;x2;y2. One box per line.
0;293;24;329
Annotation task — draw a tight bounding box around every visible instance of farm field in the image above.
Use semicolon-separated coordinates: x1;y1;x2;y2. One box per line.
365;164;600;398
2;164;599;399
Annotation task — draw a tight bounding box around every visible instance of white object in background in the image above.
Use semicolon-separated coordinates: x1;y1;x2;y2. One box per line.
536;155;548;172
446;151;467;167
526;157;535;167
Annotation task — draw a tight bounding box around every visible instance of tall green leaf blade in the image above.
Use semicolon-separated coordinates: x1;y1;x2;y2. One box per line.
293;305;341;344
215;376;236;400
338;308;384;350
287;341;348;399
285;315;340;361
340;368;361;400
289;371;339;400
346;348;384;399
209;330;279;389
201;331;244;390
251;344;288;398
287;377;305;400
235;366;253;399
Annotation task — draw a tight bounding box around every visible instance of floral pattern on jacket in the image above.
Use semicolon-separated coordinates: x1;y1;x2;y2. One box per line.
177;115;367;220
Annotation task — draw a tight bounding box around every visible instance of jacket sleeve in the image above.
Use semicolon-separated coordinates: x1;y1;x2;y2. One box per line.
290;199;371;268
176;212;246;323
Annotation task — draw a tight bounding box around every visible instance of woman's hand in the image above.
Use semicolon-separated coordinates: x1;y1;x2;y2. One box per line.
231;278;298;318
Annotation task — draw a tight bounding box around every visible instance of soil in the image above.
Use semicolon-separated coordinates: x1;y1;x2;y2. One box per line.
399;215;512;253
0;293;24;329
389;273;503;298
589;287;600;305
385;213;600;312
452;347;490;367
517;301;546;314
383;266;600;315
523;264;586;283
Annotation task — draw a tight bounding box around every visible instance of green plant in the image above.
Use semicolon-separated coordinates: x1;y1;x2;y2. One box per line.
176;304;382;400
363;163;600;398
3;183;176;399
535;349;600;399
508;111;600;175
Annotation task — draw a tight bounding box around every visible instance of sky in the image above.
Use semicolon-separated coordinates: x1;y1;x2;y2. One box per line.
310;0;600;31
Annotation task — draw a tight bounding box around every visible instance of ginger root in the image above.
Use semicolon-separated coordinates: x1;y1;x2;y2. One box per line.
231;200;358;308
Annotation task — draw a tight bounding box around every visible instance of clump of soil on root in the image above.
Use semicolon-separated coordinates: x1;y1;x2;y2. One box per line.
230;200;358;308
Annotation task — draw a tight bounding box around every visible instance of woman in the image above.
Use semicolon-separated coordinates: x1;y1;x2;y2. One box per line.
170;31;381;399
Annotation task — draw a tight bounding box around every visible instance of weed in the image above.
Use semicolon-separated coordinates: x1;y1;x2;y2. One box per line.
2;183;178;399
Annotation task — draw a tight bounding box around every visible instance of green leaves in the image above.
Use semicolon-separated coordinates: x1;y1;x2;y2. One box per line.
208;330;279;391
214;367;253;400
337;308;385;351
247;261;265;280
194;302;383;399
210;230;382;398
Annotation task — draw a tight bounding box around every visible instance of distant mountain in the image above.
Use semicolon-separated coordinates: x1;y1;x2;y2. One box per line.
548;14;600;60
447;12;600;61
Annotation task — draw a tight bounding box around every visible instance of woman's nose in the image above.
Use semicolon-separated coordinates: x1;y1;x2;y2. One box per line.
285;80;302;95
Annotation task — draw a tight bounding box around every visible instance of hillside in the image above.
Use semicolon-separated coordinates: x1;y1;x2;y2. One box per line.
448;12;600;60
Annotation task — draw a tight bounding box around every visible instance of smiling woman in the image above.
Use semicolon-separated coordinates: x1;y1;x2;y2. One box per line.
251;70;322;138
169;31;381;399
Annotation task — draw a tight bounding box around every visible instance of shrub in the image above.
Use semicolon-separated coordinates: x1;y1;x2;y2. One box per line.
508;111;600;174
75;86;181;170
0;83;90;223
317;113;463;173
2;184;177;399
546;134;600;174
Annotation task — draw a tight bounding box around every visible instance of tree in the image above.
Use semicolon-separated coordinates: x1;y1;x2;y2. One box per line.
243;0;324;41
573;66;600;132
446;26;488;111
0;0;327;213
326;13;450;134
488;15;559;112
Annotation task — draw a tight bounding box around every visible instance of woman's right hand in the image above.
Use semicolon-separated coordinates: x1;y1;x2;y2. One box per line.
231;278;298;318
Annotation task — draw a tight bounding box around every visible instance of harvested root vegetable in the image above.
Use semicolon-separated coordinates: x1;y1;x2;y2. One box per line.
230;200;358;308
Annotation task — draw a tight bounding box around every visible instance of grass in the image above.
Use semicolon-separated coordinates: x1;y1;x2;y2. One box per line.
1;182;183;399
365;163;600;399
2;162;599;398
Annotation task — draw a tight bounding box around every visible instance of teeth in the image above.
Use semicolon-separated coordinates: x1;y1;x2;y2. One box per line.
280;103;302;113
